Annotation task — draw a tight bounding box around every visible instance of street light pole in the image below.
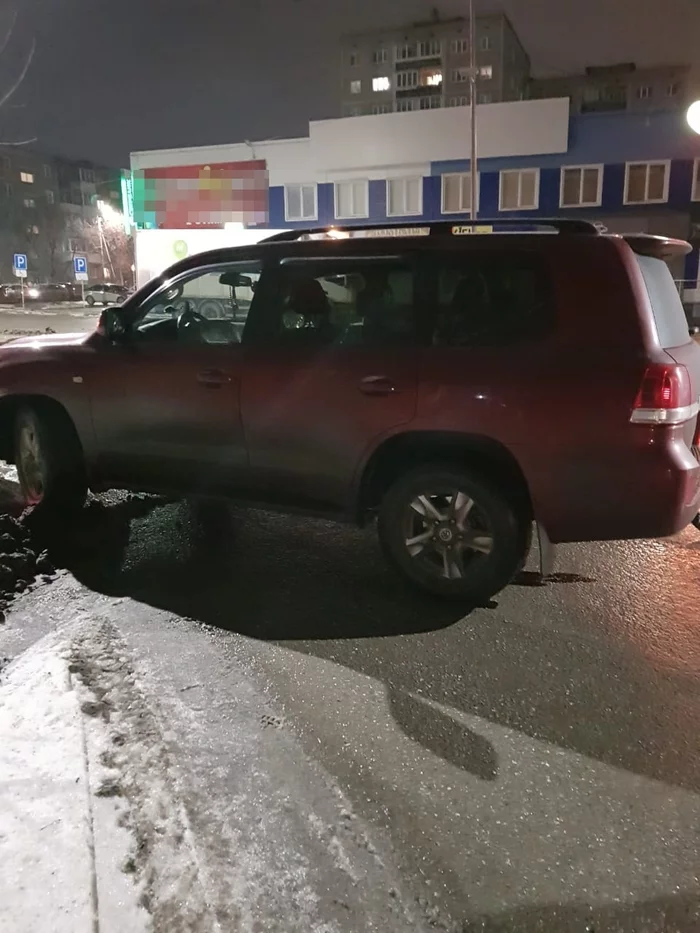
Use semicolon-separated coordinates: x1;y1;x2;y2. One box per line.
469;0;478;220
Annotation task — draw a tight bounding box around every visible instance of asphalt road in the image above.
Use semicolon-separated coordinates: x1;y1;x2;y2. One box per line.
2;498;700;931
0;305;99;343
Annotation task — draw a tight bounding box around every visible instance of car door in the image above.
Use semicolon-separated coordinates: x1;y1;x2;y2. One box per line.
87;260;263;495
240;249;421;511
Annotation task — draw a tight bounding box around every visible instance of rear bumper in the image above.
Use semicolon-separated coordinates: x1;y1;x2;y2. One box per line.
525;439;700;544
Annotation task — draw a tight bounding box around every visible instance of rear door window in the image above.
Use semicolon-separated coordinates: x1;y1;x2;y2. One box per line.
431;251;555;347
635;253;689;348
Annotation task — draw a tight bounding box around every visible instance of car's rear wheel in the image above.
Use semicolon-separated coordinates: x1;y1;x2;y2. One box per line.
85;294;95;306
14;405;87;515
378;465;530;601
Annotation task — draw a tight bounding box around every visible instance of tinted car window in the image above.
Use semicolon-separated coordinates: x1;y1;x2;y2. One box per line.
432;252;554;347
635;253;690;349
260;256;417;347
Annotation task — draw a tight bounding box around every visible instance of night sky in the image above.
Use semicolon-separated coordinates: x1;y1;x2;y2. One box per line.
4;0;700;167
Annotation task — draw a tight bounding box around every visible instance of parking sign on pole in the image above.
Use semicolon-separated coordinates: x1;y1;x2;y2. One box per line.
74;256;88;303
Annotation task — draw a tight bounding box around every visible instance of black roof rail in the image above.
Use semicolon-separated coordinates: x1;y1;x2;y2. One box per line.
260;218;601;243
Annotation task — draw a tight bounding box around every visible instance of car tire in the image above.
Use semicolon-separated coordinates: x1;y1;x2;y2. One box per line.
693;513;700;531
14;404;88;515
85;295;95;306
377;464;530;601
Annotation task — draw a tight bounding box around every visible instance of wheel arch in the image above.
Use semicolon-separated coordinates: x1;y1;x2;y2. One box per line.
355;430;535;524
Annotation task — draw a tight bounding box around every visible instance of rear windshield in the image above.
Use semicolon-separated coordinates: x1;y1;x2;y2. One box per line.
635;253;689;348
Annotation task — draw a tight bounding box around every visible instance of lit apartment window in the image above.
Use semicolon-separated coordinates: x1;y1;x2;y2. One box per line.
451;38;469;54
26;225;39;235
46;190;55;204
386;177;422;216
396;70;418;89
20;171;34;184
350;79;362;94
499;169;540;211
372;48;388;65
23;198;35;208
334;179;369;219
478;65;493;79
418;39;441;57
423;69;443;87
480;36;491;51
284;183;317;222
373;76;391;92
441;172;478;214
560;165;603;208
637;85;652;100
624;161;669;204
692;159;700;201
452;67;470;83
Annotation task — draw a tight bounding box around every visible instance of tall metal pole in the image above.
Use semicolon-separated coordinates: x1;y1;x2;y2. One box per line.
469;0;478;220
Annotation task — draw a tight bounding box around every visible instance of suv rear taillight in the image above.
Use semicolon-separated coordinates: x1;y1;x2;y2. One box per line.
630;363;698;425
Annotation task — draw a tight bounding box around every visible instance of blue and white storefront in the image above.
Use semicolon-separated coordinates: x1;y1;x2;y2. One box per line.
130;97;700;312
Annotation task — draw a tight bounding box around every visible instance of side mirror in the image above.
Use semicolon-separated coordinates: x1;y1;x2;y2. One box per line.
100;306;127;341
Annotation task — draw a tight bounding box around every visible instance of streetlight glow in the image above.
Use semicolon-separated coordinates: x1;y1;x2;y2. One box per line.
687;101;700;135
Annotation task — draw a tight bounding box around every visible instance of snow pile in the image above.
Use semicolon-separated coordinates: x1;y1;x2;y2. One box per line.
0;631;147;933
0;512;55;620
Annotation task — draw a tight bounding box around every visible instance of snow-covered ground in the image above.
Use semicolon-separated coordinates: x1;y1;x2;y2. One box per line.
0;306;99;344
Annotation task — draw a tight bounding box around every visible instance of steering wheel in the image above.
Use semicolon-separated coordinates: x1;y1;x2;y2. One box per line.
176;300;206;334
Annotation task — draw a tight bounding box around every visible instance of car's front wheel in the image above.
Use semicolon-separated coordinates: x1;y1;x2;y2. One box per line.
14;404;88;515
378;465;530;601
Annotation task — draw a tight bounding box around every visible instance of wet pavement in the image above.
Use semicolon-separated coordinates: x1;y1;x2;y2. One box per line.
2;497;700;931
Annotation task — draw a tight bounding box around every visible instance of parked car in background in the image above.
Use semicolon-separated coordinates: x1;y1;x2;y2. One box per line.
0;219;698;602
84;283;130;306
1;282;82;304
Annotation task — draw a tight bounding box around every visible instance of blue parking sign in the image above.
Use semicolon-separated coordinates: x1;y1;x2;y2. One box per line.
13;253;26;271
73;256;88;282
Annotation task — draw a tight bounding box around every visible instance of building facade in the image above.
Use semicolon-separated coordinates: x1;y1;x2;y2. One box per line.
129;97;700;314
339;12;530;117
530;62;695;116
0;146;123;284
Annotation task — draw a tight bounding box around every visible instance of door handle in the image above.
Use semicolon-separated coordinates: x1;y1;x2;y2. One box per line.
359;375;398;396
197;369;232;387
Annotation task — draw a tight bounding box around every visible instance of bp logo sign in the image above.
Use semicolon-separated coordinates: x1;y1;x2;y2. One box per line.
173;240;188;259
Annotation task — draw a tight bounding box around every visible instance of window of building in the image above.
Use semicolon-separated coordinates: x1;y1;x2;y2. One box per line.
417;39;441;57
479;36;491;51
79;168;96;184
637;85;653;100
421;68;443;87
396;98;418;113
334;179;369;219
396;70;418;89
284;183;318;222
667;81;680;98
499;169;540;211
452;67;470;83
560;165;603;208
478;92;492;104
371;103;393;115
348;51;359;67
692;159;700;201
4;182;12;197
27;225;39;235
255;256;418;349
46;190;55;205
478;65;493;79
350;79;362;94
624;161;670;204
43;164;52;179
386;177;422;216
372;76;391;92
417;96;441;110
448;96;469;107
451;38;469;54
432;252;554;347
0;156;10;176
441;172;478;214
372;48;388;65
23;198;35;208
20;171;34;184
395;43;418;62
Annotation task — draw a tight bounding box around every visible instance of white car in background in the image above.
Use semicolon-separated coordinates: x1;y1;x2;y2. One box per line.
84;283;130;306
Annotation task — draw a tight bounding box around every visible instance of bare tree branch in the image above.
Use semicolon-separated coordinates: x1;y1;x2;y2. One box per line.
0;135;36;146
0;35;35;113
0;10;17;59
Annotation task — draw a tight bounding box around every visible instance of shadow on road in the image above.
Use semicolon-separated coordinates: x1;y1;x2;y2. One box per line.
42;497;700;794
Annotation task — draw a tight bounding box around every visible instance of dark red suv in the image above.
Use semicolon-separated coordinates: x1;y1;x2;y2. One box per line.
1;219;699;601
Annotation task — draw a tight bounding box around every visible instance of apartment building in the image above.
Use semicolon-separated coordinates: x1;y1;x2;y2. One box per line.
339;11;530;117
530;62;694;115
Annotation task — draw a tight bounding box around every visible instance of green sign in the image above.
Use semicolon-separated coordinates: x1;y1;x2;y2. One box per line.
173;239;188;259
